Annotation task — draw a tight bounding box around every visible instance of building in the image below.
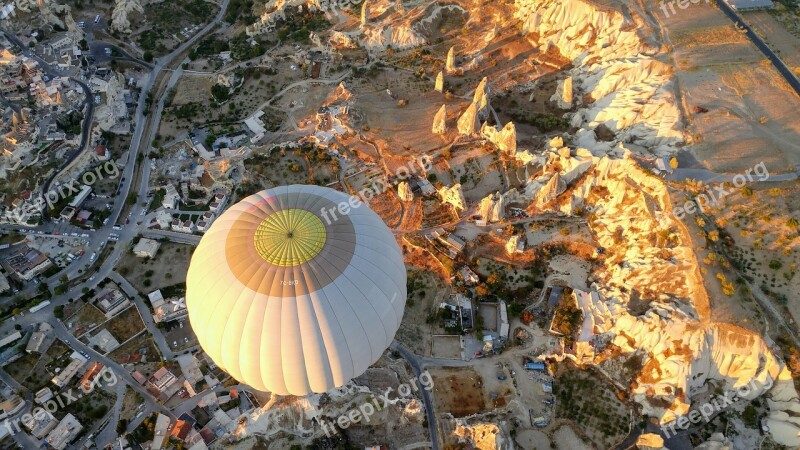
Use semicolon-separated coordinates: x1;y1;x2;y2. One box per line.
0;395;25;420
44;413;83;450
94;145;110;161
26;322;54;353
149;367;178;392
727;0;773;9
95;286;131;317
196;211;215;232
0;273;8;294
172;219;196;233
154;297;188;323
162;184;180;209
67;184;92;208
25;411;57;439
131;370;147;385
148;290;165;308
208;192;227;213
51;356;86;388
177;354;204;385
133;238;161;258
2;244;53;281
170;419;192;442
59;206;76;221
151;413;171;450
79;361;105;392
34;387;54;404
0;331;22;349
498;301;509;339
75;209;92;223
458;266;479;285
87;328;121;353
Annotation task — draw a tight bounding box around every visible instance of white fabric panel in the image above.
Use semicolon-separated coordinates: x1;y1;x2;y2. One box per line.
186;185;407;396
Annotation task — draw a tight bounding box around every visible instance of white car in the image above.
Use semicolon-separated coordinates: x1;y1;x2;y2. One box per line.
173;341;178;347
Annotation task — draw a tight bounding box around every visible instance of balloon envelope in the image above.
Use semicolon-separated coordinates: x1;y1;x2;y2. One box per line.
186;185;406;395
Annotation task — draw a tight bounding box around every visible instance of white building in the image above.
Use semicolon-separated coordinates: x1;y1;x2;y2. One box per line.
68;185;92;208
162;184;180;209
133;238;160;258
44;413;83;450
51;356;86;388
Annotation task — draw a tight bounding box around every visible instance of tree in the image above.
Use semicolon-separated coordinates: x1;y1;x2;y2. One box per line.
210;84;230;102
669;157;678;170
143;51;153;62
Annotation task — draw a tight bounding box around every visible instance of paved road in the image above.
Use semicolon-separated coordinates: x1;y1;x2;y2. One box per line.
0;0;231;443
90;41;154;70
141;229;201;245
390;341;439;450
712;0;800;97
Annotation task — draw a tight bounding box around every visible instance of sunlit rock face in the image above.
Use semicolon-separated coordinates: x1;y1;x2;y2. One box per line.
438;183;465;210
432;104;447;135
514;0;683;157
457;103;479;135
446;45;456;72
13;0;77;31
434;71;444;93
554;153;800;447
481;122;517;155
452;421;510;450
110;0;144;33
246;0;426;52
397;181;413;202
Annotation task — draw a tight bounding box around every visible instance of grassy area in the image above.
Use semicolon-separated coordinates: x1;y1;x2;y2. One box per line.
148;188;165;213
61;385;115;426
0;232;23;246
65;302;106;337
109;334;162;365
116;242;192;293
106;306;146;342
554;365;631;448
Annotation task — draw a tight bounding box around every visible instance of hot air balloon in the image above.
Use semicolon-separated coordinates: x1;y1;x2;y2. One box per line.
186;185;406;395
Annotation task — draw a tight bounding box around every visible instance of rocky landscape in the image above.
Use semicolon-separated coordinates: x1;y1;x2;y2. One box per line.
228;0;800;447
